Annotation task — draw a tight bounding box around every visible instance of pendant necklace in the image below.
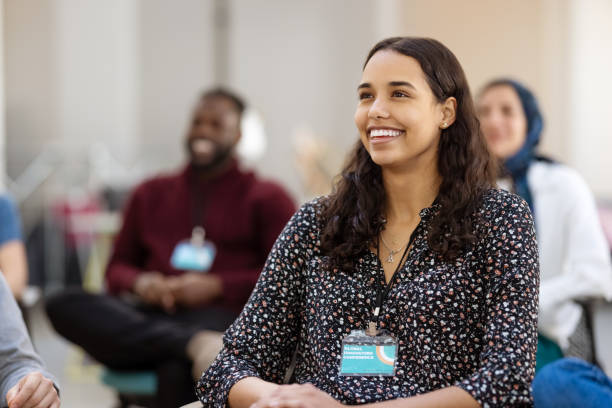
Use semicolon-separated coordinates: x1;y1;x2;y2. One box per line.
379;233;404;263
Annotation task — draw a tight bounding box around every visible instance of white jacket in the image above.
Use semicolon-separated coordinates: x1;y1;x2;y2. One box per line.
505;161;612;349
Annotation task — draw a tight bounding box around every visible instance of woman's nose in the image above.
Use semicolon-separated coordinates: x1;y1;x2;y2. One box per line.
368;98;390;119
480;112;501;131
489;110;506;125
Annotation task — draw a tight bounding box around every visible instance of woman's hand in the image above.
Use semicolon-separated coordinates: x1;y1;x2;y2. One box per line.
250;383;342;408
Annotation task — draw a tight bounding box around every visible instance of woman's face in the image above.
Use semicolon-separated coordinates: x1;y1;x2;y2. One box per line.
354;50;449;171
477;85;528;160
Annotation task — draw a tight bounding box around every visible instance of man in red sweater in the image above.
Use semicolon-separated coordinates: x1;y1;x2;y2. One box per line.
46;88;295;407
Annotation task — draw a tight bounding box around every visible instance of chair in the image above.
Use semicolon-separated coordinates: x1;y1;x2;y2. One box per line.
100;368;157;408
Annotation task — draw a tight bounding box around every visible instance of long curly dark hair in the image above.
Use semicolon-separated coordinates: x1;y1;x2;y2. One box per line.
320;37;496;271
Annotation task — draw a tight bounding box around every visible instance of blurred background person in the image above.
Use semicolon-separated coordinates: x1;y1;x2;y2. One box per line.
478;78;612;367
477;78;612;405
1;273;59;408
0;194;28;301
45;88;295;407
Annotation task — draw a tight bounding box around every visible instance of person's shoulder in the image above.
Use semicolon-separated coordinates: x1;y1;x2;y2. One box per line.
240;169;296;215
479;188;531;220
131;168;185;197
300;196;327;214
288;196;328;227
481;187;528;208
0;194;21;237
0;194;17;215
247;173;293;202
529;161;592;198
476;189;536;254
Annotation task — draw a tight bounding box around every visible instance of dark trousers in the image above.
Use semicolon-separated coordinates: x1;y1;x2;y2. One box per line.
45;288;237;407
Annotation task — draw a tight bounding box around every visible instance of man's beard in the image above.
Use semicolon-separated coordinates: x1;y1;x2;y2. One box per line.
186;139;234;173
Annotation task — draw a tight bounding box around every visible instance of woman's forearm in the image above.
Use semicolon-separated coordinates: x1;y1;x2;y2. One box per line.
362;386;479;408
228;377;280;408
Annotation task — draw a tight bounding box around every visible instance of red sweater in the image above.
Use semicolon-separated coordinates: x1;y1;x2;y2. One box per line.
105;161;296;312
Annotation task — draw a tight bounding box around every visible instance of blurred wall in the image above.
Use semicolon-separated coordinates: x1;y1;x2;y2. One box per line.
4;0;60;179
0;1;5;187
54;0;140;166
3;0;380;204
396;0;570;167
568;0;612;200
3;0;612;204
396;0;612;199
227;0;377;199
139;0;215;171
4;0;215;182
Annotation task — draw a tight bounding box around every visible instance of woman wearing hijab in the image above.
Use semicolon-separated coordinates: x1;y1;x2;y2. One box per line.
478;78;612;407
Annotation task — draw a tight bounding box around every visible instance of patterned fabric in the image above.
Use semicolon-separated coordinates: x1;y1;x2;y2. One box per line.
196;189;539;408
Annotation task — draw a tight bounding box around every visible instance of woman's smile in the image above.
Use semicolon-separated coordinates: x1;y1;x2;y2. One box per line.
367;127;405;144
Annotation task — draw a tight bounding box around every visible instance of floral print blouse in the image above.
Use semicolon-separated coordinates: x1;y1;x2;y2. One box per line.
196;189;539;407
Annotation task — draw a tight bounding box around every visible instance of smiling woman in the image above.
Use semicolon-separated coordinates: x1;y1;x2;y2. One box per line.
195;37;539;408
355;53;449;169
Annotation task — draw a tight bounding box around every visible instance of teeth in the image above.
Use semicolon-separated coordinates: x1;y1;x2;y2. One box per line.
370;129;402;137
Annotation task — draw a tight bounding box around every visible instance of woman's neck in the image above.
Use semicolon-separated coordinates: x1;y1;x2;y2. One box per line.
382;161;441;224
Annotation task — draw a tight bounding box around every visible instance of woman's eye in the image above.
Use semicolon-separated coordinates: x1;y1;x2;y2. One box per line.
501;106;517;117
358;92;373;100
392;90;409;98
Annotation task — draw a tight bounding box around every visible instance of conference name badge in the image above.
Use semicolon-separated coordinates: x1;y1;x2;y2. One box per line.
170;226;216;272
339;329;397;377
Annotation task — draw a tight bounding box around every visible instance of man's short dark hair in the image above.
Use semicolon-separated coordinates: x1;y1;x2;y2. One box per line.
201;87;246;116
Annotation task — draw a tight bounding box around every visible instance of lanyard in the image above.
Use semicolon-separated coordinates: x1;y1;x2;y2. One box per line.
190;177;212;230
367;226;419;335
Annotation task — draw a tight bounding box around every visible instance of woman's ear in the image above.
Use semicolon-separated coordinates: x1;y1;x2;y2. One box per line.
439;97;457;129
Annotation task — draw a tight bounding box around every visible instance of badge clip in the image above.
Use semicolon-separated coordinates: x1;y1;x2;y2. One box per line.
191;226;206;247
366;305;381;336
366;321;378;337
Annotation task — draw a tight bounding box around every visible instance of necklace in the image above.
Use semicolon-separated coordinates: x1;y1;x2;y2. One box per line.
379;233;405;263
